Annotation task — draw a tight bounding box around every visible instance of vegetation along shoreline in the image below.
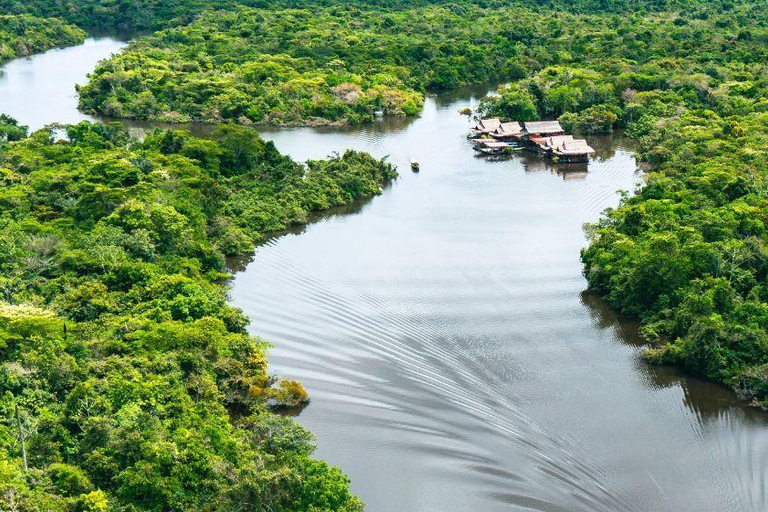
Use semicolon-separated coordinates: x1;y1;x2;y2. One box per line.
3;0;768;509
0;118;395;510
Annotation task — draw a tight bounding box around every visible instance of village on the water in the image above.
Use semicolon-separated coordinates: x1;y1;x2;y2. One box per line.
469;118;595;163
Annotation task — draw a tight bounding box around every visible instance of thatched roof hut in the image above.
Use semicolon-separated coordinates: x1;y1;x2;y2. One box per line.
556;139;595;156
523;121;564;136
528;134;594;161
491;121;523;139
551;138;595;162
475;118;502;133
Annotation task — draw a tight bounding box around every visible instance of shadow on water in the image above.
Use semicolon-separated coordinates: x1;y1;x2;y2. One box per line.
255;114;418;141
85;28;141;41
581;290;768;426
106;108;419;141
226;194;379;273
433;81;502;108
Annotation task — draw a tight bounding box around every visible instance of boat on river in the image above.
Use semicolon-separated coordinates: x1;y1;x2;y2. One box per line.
471;139;521;155
411;159;420;171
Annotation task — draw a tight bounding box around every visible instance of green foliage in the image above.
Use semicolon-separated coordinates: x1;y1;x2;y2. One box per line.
477;3;768;131
78;4;544;124
47;463;95;496
559;105;620;134
0;0;270;30
481;88;539;122
77;0;768;127
581;105;768;405
0;0;748;31
0;114;28;142
5;0;768;505
0;119;394;511
0;15;85;64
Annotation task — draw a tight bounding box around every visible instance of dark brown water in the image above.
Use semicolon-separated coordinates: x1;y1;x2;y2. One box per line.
3;38;768;512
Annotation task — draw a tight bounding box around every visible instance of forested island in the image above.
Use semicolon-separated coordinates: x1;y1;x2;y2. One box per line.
3;0;768;510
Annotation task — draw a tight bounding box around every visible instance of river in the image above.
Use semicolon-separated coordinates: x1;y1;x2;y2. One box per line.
2;37;768;512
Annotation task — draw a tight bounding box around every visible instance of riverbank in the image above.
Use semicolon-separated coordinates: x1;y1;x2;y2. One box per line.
0;15;85;65
230;94;768;511
0;118;397;511
2;34;768;512
0;36;128;130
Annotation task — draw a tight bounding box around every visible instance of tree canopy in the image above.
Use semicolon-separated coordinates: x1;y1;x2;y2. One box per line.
0;14;85;64
0;120;395;511
78;1;768;126
5;0;768;507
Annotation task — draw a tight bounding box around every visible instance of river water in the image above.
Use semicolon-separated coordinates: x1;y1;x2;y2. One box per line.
3;37;768;512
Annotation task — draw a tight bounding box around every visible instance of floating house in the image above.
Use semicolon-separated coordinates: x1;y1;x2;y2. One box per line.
552;139;595;163
529;134;595;162
520;121;594;162
522;120;565;137
490;121;523;140
470;118;593;162
473;118;502;134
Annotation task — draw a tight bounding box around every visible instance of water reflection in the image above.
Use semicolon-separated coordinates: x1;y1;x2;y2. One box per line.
230;88;768;512
226;196;377;273
582;290;768;426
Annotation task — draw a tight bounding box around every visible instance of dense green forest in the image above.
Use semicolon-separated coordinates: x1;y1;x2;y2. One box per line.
0;14;84;63
5;0;768;508
0;120;395;511
77;1;765;126
580;97;768;406
475;4;768;132
0;0;273;32
77;6;431;125
0;0;735;31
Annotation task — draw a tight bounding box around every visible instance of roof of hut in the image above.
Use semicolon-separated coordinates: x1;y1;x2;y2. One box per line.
494;121;522;135
477;118;501;131
524;120;564;135
543;135;574;149
557;139;595;155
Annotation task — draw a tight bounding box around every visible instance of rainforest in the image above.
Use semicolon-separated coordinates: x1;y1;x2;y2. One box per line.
2;0;768;511
75;2;765;126
0;120;395;511
0;14;84;63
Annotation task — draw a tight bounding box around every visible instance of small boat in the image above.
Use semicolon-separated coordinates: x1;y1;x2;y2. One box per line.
411;159;420;172
472;139;522;155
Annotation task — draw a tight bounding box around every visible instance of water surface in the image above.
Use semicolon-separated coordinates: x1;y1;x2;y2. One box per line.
2;38;767;512
0;35;129;130
234;94;768;511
